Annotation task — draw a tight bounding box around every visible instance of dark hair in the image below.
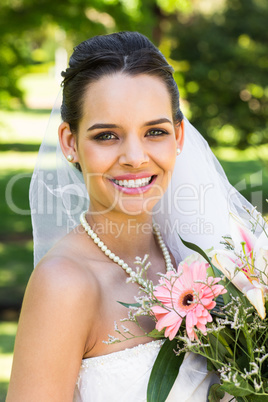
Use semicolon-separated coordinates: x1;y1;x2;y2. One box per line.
61;31;183;134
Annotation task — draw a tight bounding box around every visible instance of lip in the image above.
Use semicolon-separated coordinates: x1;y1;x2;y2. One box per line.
109;175;157;194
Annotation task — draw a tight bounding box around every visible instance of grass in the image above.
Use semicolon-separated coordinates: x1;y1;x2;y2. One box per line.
0;321;17;401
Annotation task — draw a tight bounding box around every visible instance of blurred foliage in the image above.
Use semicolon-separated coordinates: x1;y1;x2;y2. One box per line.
169;0;268;148
0;169;33;309
0;0;267;146
0;321;17;401
0;241;33;308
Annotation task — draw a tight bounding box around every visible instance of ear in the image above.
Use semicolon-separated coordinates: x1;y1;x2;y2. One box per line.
58;122;79;163
175;119;184;151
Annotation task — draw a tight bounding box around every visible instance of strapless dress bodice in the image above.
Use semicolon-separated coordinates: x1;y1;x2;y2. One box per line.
73;340;219;401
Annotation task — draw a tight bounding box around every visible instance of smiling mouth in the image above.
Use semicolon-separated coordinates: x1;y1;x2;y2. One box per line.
111;176;155;188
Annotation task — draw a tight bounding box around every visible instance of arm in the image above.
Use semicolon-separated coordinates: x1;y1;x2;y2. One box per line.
6;257;99;402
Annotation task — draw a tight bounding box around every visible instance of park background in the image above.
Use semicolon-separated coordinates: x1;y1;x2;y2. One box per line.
0;0;267;399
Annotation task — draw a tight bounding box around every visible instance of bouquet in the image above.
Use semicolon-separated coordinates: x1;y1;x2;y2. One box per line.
110;207;268;402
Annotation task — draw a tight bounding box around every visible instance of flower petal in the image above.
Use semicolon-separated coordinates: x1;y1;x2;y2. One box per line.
229;213;256;255
151;305;167;315
254;229;268;255
178;252;207;267
165;318;183;340
212;252;250;291
246;287;266;319
255;247;268;285
191;261;207;282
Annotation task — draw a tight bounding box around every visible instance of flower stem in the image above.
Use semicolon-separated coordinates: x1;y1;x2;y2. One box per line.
243;322;254;362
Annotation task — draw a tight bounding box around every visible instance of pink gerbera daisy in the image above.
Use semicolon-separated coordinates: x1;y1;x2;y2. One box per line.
151;261;226;341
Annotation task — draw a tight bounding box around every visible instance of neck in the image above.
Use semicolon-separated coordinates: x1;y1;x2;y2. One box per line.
84;209;156;263
80;209;174;284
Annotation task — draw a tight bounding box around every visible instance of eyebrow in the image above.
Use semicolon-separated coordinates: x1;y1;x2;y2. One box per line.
87;118;173;131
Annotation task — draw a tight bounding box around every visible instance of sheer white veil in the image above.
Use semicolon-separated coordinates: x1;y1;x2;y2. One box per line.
29;91;89;266
29;89;259;268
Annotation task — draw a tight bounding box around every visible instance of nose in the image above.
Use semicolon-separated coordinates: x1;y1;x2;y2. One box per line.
118;136;149;168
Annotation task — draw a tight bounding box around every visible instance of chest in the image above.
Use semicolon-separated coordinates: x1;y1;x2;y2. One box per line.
84;261;158;357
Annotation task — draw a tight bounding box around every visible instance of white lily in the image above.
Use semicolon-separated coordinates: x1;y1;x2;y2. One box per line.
211;213;268;319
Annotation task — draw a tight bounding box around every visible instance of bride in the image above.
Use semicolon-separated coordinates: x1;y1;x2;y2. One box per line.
7;32;250;401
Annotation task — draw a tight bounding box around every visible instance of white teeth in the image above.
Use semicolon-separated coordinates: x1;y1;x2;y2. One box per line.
113;176;152;188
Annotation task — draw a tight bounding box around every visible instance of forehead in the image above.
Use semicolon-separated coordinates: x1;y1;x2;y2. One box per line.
80;73;172;126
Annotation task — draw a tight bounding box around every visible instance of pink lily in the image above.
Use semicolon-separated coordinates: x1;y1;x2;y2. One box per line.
211;213;268;319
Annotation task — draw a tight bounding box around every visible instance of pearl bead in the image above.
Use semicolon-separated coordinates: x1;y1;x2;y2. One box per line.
79;211;174;288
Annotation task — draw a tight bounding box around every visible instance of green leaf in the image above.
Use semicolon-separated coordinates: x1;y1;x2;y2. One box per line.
117;301;141;308
208;384;225;402
207;359;217;372
204;333;233;369
246;394;268;401
179;236;213;266
147;329;165;338
236;351;250;373
221;376;254;397
147;339;185;402
178;236;225;281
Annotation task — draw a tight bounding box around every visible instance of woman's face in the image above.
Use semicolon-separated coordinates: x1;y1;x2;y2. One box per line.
64;73;183;216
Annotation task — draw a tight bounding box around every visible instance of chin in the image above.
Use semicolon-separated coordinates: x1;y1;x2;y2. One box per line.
115;199;159;217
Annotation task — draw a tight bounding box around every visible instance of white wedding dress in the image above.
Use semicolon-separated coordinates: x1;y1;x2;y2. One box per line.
73;340;221;402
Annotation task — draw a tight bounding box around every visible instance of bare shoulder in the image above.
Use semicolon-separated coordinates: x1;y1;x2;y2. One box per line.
20;235;102;351
28;238;101;315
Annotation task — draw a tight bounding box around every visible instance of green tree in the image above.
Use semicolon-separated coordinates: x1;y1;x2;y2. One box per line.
0;0;169;108
169;0;268;147
1;0;267;147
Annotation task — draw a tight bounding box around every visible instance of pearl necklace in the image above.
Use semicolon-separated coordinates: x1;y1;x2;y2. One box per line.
80;211;174;287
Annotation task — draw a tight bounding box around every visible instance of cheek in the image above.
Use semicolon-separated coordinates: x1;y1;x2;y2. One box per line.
155;141;177;171
78;144;113;173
